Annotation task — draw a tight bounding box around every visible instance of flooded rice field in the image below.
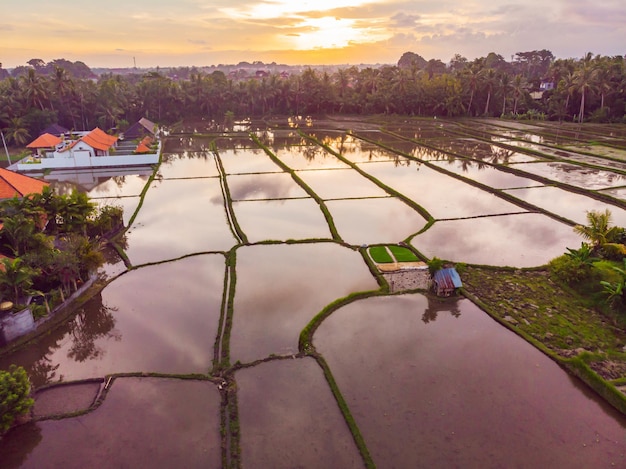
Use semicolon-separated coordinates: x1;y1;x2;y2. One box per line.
1;117;626;467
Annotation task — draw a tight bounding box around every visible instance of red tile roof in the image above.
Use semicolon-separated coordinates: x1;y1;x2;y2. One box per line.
81;128;118;151
0;168;49;199
26;133;62;148
135;143;152;153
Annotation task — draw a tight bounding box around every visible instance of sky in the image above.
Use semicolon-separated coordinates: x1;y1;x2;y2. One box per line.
1;0;624;69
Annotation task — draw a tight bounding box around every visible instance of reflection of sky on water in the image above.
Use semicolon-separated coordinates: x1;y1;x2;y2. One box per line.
0;256;225;387
274;147;350;170
508;161;626;189
295;168;389;199
219;148;283;174
231;243;378;364
430;160;545;189
413;213;581;267
4;378;221;468
315;295;626;468
157;152;220;179
227;173;309;200
358;162;522;219
237;359;362;468
327;198;426;245
503;186;626;227
232;199;331;243
125;178;235;264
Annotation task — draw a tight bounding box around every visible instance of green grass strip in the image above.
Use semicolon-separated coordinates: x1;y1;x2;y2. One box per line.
369;245;393;263
210;142;249;244
302;131;434;223
313;354;376;469
388;245;419;262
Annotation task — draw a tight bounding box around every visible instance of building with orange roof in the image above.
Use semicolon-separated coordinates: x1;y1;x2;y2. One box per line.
26;133;63;157
15;119;161;172
0;167;48;199
71;128;118;156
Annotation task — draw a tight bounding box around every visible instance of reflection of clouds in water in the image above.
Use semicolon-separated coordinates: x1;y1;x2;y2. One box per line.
228;174;305;200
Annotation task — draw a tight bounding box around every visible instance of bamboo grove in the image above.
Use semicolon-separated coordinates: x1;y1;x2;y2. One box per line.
1;50;625;145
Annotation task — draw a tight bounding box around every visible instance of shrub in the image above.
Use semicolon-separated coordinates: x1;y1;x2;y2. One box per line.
0;365;34;436
549;254;592;285
428;257;444;276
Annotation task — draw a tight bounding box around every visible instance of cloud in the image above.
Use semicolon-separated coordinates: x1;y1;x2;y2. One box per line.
390;12;421;28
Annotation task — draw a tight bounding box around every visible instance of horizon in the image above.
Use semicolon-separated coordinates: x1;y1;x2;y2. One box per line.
2;1;624;69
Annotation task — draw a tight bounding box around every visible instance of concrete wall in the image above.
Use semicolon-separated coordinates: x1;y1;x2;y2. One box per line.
17;142;160;171
0;307;35;344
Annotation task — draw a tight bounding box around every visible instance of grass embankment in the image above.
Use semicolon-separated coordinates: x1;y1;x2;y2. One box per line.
461;266;626;414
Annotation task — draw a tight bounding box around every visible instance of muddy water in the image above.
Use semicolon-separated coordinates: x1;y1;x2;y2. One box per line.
0;255;225;387
232;199;331;243
274;146;350;170
357;162;522;219
413;213;582;267
327;198;427;245
295;168;389;200
158;151;220;179
124;178;236;264
0;377;221;468
219;148;283;174
430;159;545;189
504;186;626;227
230;243;378;363
509;161;626;189
226;173;309;200
315;295;626;467
237;358;362;468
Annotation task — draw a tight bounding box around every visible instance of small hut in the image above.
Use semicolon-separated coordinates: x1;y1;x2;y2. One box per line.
432;267;462;297
26;133;63;157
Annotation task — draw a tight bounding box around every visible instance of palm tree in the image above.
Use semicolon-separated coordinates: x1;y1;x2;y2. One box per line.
573;53;597;122
510;74;526;115
20;68;48;111
4;117;30;146
482;68;497;116
499;72;512;116
573;209;621;251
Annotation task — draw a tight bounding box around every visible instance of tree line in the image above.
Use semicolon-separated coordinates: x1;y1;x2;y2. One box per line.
1;50;625;146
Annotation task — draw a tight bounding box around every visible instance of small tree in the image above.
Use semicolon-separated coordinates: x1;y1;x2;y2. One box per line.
0;365;34;436
427;257;444;276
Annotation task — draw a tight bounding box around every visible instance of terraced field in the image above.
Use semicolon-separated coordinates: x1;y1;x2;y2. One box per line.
2;117;626;468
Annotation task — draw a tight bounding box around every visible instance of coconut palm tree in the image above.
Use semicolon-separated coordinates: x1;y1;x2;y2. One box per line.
573;53;597;122
4;117;30;146
573;209;622;251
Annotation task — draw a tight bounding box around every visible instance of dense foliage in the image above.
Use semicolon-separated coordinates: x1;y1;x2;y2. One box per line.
0;365;34;436
1;51;625;143
0;188;123;308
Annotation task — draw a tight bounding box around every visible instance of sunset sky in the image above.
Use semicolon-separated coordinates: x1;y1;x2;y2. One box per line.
1;0;624;69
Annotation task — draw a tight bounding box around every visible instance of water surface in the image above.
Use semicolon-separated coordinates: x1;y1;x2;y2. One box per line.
0;377;221;468
412;213;582;267
315;295;626;468
230;243;378;363
237;358;362;468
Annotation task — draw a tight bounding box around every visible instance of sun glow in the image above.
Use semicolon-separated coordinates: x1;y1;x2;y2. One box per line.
291;17;361;50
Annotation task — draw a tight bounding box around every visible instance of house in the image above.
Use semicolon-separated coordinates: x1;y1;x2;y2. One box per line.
64;127;118;157
0;167;48;199
432;267;462;297
40;123;69;137
26;133;63;157
123;117;157;140
16;120;161;172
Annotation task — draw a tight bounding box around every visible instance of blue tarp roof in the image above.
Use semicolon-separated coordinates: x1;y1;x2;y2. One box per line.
433;268;462;289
